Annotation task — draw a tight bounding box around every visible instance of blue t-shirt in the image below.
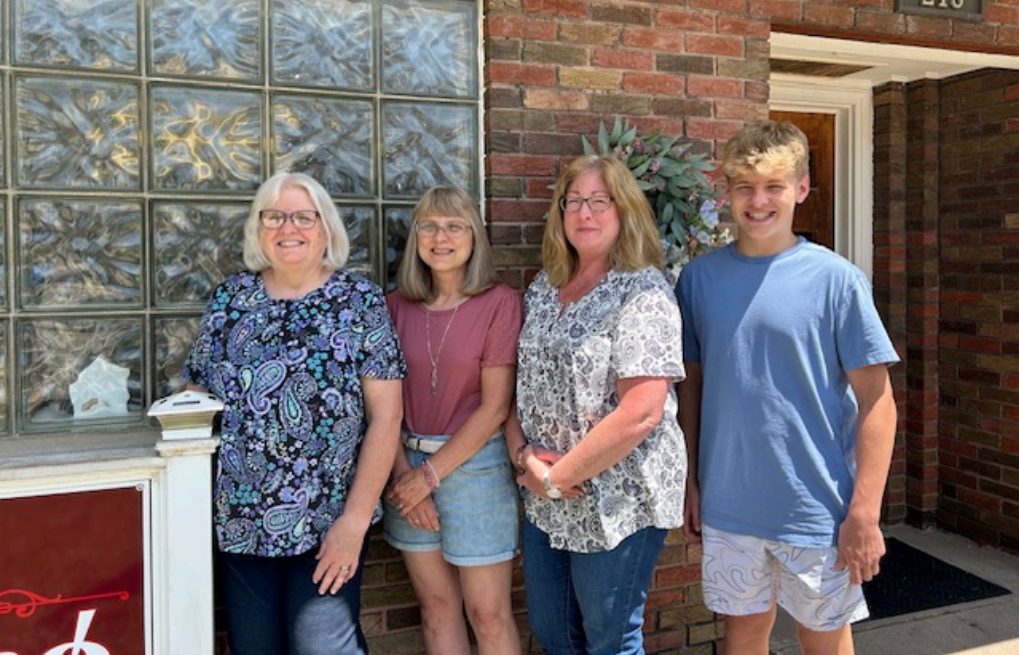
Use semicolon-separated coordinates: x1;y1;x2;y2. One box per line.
676;239;899;547
182;269;406;557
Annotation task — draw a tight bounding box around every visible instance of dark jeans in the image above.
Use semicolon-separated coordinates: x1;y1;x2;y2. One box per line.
523;519;667;655
219;540;370;655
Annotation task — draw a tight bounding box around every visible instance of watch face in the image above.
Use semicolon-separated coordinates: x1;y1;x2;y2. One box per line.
547;487;562;499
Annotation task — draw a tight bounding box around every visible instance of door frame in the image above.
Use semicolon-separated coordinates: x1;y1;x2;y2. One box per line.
770;75;874;278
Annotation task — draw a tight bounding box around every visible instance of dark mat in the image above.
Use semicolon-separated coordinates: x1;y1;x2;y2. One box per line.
861;537;1011;621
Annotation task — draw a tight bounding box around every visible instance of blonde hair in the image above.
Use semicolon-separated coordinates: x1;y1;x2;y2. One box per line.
243;172;350;271
722;120;809;180
543;154;663;287
396;186;497;301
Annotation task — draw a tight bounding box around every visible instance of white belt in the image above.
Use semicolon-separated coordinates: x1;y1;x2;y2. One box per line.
402;434;444;454
402;429;504;455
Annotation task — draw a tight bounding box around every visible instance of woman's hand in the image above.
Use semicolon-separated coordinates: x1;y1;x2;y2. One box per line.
515;445;584;499
385;466;433;514
313;514;366;595
403;496;441;532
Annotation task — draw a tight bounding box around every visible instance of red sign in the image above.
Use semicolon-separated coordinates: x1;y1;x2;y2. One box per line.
0;487;145;655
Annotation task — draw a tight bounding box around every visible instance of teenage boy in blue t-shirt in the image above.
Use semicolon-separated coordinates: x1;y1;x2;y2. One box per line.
676;120;899;655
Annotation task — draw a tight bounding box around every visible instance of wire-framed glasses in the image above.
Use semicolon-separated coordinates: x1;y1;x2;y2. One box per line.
559;195;614;214
258;210;321;229
415;221;473;238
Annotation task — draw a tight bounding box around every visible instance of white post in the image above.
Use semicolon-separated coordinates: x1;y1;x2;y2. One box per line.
149;391;223;655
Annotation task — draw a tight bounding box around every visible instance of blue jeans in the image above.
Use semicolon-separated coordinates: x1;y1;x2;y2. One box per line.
219;540;370;655
522;519;667;655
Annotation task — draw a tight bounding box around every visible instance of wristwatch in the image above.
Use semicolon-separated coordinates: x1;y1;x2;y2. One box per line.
543;469;562;499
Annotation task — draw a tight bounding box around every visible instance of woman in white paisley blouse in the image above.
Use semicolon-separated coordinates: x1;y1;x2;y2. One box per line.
506;154;687;655
183;172;405;655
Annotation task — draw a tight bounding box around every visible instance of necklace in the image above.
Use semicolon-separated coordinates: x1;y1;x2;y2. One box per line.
425;303;461;395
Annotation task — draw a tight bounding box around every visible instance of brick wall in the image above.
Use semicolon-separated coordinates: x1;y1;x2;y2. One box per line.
936;69;1019;554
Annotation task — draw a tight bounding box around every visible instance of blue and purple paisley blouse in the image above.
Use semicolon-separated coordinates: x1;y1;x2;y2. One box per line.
182;269;406;557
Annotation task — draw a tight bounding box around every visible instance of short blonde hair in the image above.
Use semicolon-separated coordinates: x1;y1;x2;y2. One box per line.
722;120;809;181
396;186;496;301
543;154;663;287
243;172;350;272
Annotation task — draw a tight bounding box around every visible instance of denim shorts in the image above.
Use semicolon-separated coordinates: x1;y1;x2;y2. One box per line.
383;434;519;566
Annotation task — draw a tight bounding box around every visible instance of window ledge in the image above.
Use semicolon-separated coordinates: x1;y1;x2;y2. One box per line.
0;428;162;473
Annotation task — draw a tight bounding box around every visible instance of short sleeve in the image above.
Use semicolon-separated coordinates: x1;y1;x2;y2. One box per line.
612;275;685;381
675;266;701;364
835;272;899;372
358;284;407;380
482;287;523;367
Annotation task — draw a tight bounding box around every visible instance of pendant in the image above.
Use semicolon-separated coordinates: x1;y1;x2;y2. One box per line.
431;366;439;395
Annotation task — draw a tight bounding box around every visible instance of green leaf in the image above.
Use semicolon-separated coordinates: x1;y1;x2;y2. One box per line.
660;202;675;223
598;121;610;153
631;157;653;177
619;125;637;148
582;135;595;156
636;179;656;191
611;117;624;144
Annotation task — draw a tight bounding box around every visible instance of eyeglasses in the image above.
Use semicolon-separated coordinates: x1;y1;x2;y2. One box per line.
560;195;614;214
259;210;321;229
415;221;473;238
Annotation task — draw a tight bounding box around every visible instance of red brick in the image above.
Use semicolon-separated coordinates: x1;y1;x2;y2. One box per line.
748;0;802;21
656;8;715;32
621;27;685;52
486;15;557;40
623;72;685;95
687;75;743;98
685;33;744;57
488;154;558;176
521;0;588;19
591;48;654;71
487;61;556;86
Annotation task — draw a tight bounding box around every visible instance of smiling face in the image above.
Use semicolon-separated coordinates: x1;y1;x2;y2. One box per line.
727;170;810;257
258;184;327;272
415;214;474;277
562;169;621;265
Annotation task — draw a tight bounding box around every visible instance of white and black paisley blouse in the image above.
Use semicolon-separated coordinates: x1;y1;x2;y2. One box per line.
516;267;686;553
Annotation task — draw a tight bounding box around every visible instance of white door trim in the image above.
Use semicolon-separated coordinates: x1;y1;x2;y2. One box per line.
770;75;874;278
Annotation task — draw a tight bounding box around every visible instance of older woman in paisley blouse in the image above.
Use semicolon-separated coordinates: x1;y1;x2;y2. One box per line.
182;172;405;655
506;154;686;655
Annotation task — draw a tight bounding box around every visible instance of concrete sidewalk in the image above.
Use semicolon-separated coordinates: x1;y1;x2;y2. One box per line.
770;524;1019;655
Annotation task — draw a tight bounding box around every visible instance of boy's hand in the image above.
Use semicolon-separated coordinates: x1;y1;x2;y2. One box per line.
835;511;885;585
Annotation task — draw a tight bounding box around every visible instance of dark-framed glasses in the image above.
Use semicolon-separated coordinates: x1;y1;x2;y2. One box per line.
259;210;321;229
559;195;614;214
415;221;473;238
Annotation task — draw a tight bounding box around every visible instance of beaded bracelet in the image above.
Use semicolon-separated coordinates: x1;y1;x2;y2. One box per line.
422;459;441;490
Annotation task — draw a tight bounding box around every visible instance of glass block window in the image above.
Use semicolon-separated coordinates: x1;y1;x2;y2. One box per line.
1;0;482;435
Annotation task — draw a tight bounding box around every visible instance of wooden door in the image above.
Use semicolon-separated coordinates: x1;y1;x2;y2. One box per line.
769;110;835;250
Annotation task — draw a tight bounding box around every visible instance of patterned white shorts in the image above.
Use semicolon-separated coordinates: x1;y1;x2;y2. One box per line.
701;524;869;631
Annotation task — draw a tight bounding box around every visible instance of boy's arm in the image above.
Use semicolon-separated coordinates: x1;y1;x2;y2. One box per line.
678;361;703;541
837;363;897;585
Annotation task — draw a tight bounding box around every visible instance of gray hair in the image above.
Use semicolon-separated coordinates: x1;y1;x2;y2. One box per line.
242;172;350;271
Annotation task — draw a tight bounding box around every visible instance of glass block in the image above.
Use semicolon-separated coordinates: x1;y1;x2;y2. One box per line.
19;317;143;431
0;321;8;434
274;96;373;197
151;86;262;191
0;83;5;186
153;202;249;307
154;316;200;399
18;198;142;309
382;0;477;98
272;0;373;90
16;76;140;189
385;205;412;291
14;0;138;71
0;200;6;309
150;0;259;80
340;205;373;276
383;102;477;198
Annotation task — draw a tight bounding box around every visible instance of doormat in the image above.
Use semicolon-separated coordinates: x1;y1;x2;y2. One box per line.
861;537;1011;621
